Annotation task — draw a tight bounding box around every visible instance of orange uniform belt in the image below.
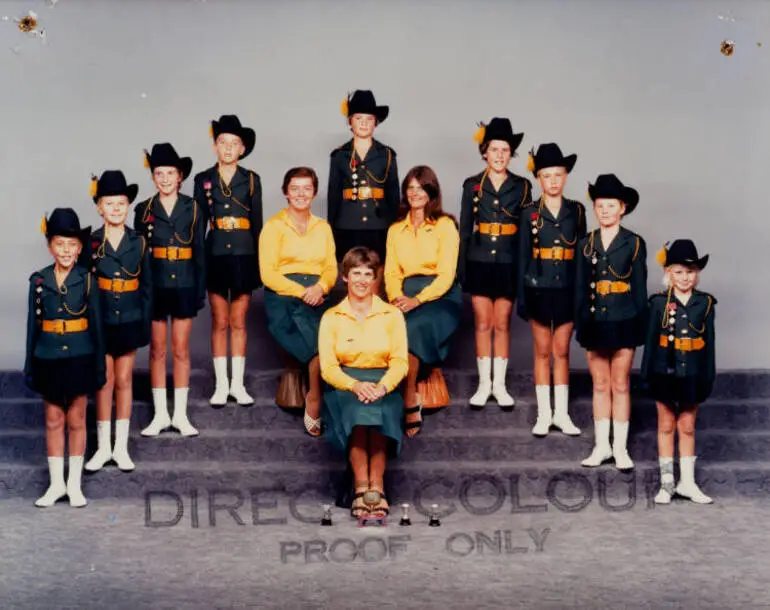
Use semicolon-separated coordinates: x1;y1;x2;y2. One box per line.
152;247;193;261
533;247;575;260
478;223;517;236
595;280;630;295
98;278;139;293
659;335;705;351
42;318;88;334
215;217;251;231
342;187;385;200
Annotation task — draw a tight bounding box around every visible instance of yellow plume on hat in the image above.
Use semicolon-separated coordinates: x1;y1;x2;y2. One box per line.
526;148;535;173
655;242;670;267
89;174;98;199
208;123;214;138
40;215;47;236
340;96;349;117
473;122;486;145
143;149;150;169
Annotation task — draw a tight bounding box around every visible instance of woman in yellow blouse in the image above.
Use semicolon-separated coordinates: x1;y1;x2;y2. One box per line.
385;165;462;424
259;167;337;435
319;247;409;521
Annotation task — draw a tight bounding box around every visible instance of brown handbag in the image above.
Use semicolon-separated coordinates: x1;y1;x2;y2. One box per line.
275;367;307;409
417;367;450;410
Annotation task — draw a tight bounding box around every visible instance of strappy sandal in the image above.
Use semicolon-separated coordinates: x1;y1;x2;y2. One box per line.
404;394;423;438
351;484;369;519
303;393;322;438
365;488;390;518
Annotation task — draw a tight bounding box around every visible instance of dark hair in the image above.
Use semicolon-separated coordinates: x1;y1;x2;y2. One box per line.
396;165;457;224
341;247;381;277
478;140;518;159
282;167;319;196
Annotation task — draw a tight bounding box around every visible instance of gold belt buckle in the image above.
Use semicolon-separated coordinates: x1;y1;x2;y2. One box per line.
54;321;65;335
113;280;124;293
223;217;236;231
358;186;372;199
488;224;501;236
167;247;178;261
552;246;563;259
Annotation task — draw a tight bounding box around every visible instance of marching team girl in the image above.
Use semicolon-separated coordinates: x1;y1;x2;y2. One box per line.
642;239;716;504
259;167;338;436
384;165;462;429
134;143;206;437
575;174;648;470
459;117;531;409
517;144;586;435
327;89;400;264
194;115;263;407
25;208;105;507
85;171;152;473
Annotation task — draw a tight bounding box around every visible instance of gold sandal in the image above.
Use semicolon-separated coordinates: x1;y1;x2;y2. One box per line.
351;482;369;519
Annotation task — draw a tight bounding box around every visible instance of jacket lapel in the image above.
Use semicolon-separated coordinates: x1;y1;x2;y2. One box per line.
606;227;633;255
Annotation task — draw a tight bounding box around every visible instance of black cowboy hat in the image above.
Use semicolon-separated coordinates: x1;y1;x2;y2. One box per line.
144;143;193;181
477;117;524;152
343;90;389;123
91;170;138;204
659;239;709;270
530;142;577;175
43;207;91;243
588;174;639;215
211;114;256;159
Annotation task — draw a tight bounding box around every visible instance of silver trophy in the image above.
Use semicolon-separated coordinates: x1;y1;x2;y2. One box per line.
399;503;411;526
428;503;441;527
321;504;333;526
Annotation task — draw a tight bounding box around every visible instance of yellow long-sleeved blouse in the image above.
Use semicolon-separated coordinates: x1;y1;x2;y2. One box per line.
384;215;459;303
258;209;337;298
318;295;408;393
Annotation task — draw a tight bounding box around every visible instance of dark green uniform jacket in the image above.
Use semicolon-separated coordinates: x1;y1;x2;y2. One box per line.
641;290;716;381
133;193;207;308
193;165;263;267
458;170;532;280
24;264;106;383
327;139;400;231
575;227;648;329
90;226;152;341
517;197;586;315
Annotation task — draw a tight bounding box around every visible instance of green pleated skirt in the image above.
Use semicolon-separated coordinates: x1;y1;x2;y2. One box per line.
264;273;328;364
402;275;463;366
322;367;405;456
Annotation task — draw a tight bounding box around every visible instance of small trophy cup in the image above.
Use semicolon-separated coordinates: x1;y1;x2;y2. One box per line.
321;504;333;527
428;504;441;527
399;503;411;526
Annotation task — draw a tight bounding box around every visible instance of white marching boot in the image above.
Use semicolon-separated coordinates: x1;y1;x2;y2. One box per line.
141;388;172;437
612;420;634;470
675;456;713;504
491;357;515;407
34;456;67;507
551;384;581;435
112;419;135;471
531;385;552;436
654;457;676;504
469;357;492;408
171;387;199;437
229;356;254;405
209;357;229;406
85;420;113;471
581;419;612;467
66;455;88;508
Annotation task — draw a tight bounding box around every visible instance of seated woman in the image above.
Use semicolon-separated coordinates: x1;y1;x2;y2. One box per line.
384;165;462;417
318;247;409;521
259;167;337;435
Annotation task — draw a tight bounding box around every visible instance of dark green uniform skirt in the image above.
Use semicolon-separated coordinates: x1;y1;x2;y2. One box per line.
402;275;462;366
322;367;405;456
264;273;328;364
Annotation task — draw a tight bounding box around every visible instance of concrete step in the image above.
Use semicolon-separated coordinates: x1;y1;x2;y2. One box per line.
2;426;769;464
2;369;770;401
2;396;768;432
2;460;769;507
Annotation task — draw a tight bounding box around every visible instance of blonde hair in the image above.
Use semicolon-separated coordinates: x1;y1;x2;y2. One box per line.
662;266;700;289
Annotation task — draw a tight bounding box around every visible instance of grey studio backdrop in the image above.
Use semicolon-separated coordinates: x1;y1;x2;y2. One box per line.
0;0;767;373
